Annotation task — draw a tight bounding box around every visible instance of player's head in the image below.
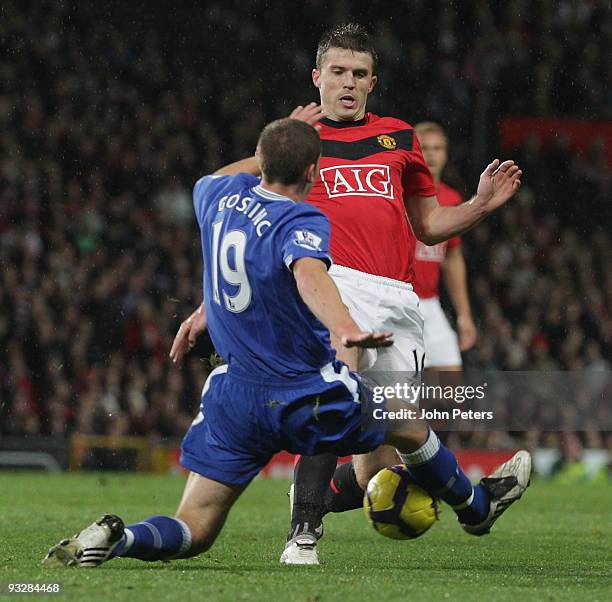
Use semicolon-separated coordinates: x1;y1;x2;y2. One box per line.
313;23;378;122
414;122;448;182
256;118;321;197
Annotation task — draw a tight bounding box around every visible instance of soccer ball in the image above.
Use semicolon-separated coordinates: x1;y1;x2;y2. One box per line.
363;464;439;540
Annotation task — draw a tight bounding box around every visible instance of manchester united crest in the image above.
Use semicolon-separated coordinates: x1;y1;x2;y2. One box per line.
377;134;397;150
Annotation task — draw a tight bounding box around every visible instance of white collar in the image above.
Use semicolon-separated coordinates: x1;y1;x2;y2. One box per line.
253;184;292;201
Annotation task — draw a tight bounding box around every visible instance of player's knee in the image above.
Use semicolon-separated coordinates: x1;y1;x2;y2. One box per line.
385;421;429;453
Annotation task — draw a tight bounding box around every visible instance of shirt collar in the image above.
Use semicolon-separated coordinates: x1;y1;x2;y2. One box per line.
320;116;368;129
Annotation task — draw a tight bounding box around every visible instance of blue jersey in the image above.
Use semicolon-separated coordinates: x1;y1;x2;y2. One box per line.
193;172;336;383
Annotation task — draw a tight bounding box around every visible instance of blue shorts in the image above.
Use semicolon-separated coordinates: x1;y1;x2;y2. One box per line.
180;362;385;485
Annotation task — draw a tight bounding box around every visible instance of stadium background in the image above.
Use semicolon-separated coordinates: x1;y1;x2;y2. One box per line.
0;0;610;480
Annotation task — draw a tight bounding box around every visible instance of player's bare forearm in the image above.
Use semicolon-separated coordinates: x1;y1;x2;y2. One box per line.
408;159;522;245
442;247;472;321
442;247;477;351
409;197;488;245
214;156;260;177
293;257;393;349
294;258;362;339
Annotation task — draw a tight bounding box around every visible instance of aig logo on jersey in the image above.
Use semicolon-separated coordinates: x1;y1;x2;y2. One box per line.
319;164;394;200
294;230;323;251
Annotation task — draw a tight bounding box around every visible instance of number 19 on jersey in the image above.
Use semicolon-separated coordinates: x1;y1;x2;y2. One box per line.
211;220;252;313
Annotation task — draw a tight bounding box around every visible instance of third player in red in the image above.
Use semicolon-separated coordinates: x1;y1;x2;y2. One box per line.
413;121;477;370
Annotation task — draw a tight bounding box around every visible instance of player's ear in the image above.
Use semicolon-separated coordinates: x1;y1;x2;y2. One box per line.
368;74;378;93
305;163;316;184
312;68;321;89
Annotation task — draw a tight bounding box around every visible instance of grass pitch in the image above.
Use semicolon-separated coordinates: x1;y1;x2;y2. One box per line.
1;473;611;601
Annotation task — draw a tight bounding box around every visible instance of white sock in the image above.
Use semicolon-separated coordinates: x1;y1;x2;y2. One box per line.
398;429;440;466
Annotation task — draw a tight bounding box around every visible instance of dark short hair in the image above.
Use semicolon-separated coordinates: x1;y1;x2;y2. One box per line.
316;23;377;72
258;119;321;186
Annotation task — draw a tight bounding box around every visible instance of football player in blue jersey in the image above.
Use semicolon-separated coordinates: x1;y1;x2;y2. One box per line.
38;116;433;567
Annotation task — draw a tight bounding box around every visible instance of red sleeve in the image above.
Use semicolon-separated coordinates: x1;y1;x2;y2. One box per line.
402;133;437;198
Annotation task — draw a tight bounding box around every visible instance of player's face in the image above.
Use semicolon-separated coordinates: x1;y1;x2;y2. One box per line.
312;48;377;122
418;131;448;181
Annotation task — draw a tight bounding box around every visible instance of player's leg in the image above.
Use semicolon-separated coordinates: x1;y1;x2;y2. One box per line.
422;297;463;443
289;268;404;530
359;283;490;526
322;446;398;515
317;396;496;530
396;295;490;522
322;278;416;517
325;280;530;531
317;274;405;518
44;367;268;567
42;472;245;567
282;453;337;564
324;389;531;534
382;404;489;525
290;453;337;539
383;400;531;534
118;472;246;560
421;296;463;373
321;375;521;532
284;314;362;563
289;338;358;533
322;395;490;528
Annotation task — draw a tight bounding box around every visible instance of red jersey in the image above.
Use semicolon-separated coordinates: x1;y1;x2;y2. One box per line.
412;181;462;299
307;113;436;283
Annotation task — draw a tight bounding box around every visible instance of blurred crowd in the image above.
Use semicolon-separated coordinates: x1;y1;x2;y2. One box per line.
463;201;611;373
1;0;610;448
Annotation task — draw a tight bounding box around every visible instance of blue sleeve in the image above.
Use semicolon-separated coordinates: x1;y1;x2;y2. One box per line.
192;173;260;226
281;207;333;271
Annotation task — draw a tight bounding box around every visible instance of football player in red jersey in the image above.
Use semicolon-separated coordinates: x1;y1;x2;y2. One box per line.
413;121;477;370
202;24;528;565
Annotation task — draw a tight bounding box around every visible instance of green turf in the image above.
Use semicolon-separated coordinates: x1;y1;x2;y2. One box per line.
1;473;611;601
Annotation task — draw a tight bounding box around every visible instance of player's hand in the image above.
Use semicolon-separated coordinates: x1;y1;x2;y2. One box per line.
457;315;477;351
169;305;207;365
289;102;327;131
341;331;394;349
474;159;522;213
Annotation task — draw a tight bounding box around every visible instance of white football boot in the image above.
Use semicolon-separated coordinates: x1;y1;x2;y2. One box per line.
280;532;319;565
42;514;125;567
462;450;532;536
280;484;323;565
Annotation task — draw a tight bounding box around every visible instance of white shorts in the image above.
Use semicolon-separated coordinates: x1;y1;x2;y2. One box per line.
420;296;462;368
329;265;425;382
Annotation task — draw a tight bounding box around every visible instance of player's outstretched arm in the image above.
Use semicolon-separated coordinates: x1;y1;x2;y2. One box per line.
407;159;523;245
442;246;477;351
292;257;393;349
169;302;207;364
213;156;260;177
213;103;327;177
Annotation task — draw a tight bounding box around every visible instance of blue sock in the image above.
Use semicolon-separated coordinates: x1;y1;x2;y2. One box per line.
399;429;490;525
112;516;192;561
